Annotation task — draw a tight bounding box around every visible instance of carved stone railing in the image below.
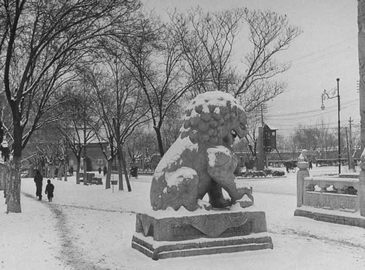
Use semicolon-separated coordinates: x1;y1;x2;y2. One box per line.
359;149;365;216
296;150;364;217
302;176;359;212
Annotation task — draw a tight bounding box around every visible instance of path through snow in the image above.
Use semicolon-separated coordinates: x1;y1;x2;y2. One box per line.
23;191;106;270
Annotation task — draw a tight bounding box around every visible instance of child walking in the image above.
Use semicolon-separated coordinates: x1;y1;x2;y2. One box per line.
45;179;55;202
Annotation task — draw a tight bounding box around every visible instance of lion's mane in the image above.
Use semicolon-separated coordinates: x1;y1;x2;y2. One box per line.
179;91;246;146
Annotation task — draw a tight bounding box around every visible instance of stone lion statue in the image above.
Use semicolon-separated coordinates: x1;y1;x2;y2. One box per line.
150;91;250;211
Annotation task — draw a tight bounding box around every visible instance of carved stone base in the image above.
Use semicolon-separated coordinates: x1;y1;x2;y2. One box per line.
132;232;273;260
131;209;273;259
294;206;365;228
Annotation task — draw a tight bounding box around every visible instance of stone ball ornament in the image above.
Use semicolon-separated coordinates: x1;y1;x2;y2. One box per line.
150;91;251;211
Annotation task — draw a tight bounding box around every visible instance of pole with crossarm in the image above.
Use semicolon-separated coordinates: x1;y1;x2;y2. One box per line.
321;78;341;174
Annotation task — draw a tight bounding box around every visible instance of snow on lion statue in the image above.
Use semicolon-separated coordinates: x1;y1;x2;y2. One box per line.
150;91;252;211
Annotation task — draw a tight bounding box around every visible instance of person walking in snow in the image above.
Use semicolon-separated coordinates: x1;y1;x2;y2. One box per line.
45;179;55;202
34;169;43;200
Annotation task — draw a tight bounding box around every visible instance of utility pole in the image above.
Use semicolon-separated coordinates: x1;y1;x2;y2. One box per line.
346;127;350;169
321;78;341;174
349;117;355;170
337;78;341;174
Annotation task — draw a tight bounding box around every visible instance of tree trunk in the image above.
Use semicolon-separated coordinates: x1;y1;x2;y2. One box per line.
116;147;124;191
7;121;22;213
76;159;81;184
63;159;68;181
6;156;21;213
83;156;87;185
105;158;112;189
359;0;365;149
120;149;132;192
51;164;55;178
154;126;165;157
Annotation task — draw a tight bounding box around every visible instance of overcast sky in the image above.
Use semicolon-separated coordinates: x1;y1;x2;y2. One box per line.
142;0;359;137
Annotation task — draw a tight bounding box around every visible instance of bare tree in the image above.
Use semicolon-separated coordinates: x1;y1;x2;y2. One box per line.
171;8;242;94
160;105;184;148
292;126;321;150
55;83;97;184
82;50;150;191
125;129;158;172
124;16;201;156
0;0;141;213
169;7;301;161
172;7;301;111
291;125;346;155
23;124;64;177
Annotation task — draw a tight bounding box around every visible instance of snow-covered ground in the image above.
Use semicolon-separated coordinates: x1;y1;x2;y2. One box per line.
1;166;365;270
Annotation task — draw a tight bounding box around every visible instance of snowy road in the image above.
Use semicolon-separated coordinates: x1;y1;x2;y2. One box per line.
2;166;365;269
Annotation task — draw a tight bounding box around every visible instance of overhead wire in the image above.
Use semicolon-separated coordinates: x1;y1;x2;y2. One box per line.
267;99;357;118
266;101;358;122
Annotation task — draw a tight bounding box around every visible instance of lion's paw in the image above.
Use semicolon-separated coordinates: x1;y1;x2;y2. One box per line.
197;199;212;211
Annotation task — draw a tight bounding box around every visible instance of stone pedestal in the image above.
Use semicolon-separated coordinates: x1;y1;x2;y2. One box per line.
296;155;309;207
131;209;273;260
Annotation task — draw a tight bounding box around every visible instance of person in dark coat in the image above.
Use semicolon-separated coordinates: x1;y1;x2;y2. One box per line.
34;170;43;200
45;179;55;202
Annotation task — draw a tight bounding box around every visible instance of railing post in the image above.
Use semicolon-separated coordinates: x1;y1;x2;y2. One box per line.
359;149;365;216
297;151;309;207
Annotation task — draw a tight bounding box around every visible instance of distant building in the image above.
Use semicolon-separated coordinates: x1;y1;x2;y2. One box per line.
68;142;108;172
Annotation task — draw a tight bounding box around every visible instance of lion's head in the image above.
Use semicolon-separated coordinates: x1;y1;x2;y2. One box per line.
180;91;247;147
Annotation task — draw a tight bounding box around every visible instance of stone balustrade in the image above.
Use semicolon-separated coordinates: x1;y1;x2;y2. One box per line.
360;149;365;216
302;176;359;212
296;149;365;218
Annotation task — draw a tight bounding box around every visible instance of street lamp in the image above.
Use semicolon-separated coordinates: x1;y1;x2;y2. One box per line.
321;78;341;174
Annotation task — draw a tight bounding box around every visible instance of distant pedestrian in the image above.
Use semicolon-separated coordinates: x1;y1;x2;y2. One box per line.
45;179;55;202
103;166;107;176
284;162;289;173
309;160;313;170
98;167;102;175
34;169;43;200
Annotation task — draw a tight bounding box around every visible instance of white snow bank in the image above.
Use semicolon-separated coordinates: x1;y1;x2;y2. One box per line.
0;193;65;270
